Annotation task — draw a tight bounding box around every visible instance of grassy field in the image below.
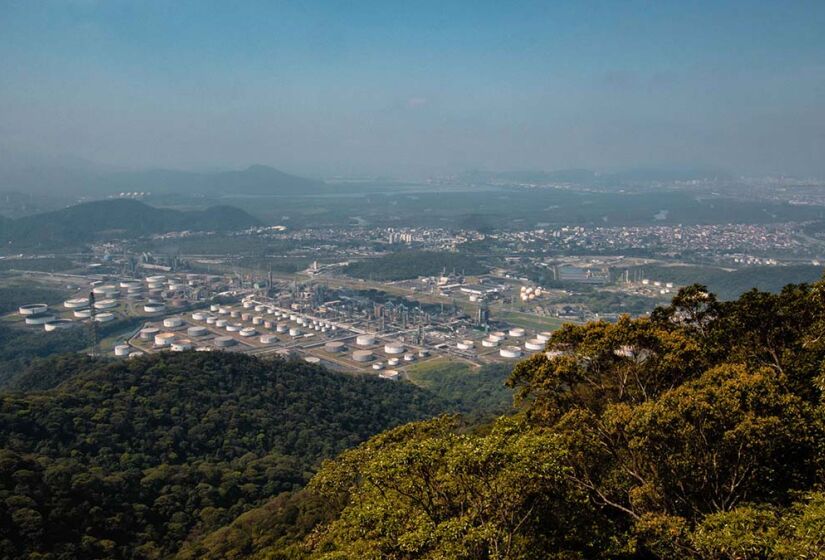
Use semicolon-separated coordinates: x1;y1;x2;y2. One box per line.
406;357;475;386
493;310;567;331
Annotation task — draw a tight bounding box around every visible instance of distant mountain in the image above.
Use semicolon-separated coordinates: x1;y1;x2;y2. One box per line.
0;158;328;196
0;199;260;248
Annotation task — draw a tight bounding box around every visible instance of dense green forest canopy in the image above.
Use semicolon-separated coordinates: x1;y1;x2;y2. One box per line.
343;251;489;281
188;281;825;559
0;352;447;559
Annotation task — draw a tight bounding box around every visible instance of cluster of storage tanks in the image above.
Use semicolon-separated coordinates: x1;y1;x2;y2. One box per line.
519;285;544;302
19;274;187;335
17;293;118;331
348;336;421;369
472;329;554;359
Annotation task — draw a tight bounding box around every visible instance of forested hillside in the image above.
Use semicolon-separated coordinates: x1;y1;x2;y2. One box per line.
190;282;825;559
0;352;446;559
343;251;488;281
0;199;260;248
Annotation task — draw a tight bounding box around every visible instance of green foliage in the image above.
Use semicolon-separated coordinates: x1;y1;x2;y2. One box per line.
305;416;587;560
0;352;447;558
406;360;513;417
343;251;488;281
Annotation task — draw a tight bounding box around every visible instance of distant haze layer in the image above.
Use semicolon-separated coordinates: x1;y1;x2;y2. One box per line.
0;1;824;177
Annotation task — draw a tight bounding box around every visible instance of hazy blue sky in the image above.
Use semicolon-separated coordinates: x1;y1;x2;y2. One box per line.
1;0;824;177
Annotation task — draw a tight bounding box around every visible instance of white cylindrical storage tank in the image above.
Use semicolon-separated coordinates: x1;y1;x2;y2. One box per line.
217;307;230;315
44;319;75;332
171;340;193;352
276;323;288;333
289;327;301;337
380;370;400;381
260;334;278;344
187;326;208;337
114;344;131;356
536;331;553;343
404;353;415;362
95;312;115;323
508;327;526;338
210;304;220;312
325;341;345;353
254;304;266;312
482;338;500;348
372;362;384;370
93;284;118;296
139;327;159;340
356;334;376;347
226;323;242;332
352;350;374;362
384;343;405;355
214;336;237;348
19;304;49;316
388;357;400;366
25;312;56;325
488;333;505;343
143;303;165;313
192;312;207;321
206;315;217;325
252;316;263;325
74;308;92;319
525;339;545;351
230;310;240;318
120;280;141;289
418;349;430;357
163;317;184;328
240;327;257;337
154;332;176;346
500;346;523;359
305;356;321;365
243;300;254;309
64;298;89;309
215;319;228;328
263;320;273;329
241;312;252;322
94;299;117;310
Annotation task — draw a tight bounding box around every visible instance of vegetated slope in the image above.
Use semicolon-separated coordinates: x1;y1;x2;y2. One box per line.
197;282;825;559
632;263;824;300
0;315;143;388
343;250;489;281
0;352;447;559
0;199;260;247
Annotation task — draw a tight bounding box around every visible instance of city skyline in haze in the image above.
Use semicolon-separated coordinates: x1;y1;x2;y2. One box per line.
1;0;824;178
